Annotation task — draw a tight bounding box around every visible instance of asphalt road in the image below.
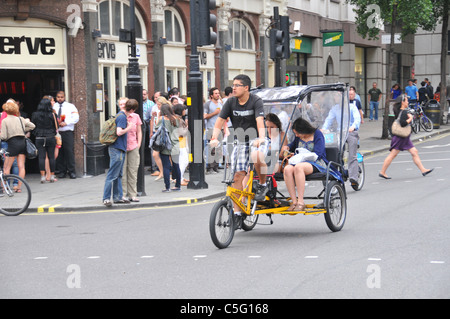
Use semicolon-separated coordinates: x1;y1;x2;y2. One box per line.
1;133;449;300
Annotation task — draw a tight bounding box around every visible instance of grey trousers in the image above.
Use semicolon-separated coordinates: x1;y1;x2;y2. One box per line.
347;130;359;181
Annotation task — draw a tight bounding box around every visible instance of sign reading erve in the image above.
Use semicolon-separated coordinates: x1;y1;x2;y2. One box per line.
0;25;65;67
0;36;56;55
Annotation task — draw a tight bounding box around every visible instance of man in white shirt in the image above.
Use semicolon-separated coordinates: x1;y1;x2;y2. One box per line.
54;91;80;179
204;87;223;173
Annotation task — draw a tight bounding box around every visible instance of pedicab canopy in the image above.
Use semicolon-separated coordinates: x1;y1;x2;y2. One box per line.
252;83;350;153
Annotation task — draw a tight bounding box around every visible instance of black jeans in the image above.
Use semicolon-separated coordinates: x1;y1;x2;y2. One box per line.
35;136;56;172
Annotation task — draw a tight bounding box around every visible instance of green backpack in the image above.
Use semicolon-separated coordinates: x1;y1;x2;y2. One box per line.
99;113;126;145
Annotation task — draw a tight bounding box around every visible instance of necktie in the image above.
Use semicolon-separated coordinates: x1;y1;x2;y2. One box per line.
58;102;63;118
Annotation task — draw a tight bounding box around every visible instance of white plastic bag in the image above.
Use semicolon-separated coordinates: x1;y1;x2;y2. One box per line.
288;148;318;165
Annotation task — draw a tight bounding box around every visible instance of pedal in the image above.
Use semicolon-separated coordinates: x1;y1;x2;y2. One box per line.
266;214;273;225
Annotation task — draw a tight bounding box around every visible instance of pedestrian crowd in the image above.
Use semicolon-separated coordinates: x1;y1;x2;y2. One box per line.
0;92;79;193
102;86;234;206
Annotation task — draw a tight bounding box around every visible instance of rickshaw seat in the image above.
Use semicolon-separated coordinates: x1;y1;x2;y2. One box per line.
305;146;341;181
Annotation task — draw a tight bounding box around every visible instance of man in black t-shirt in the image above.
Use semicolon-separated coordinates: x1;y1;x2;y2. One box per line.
210;75;270;211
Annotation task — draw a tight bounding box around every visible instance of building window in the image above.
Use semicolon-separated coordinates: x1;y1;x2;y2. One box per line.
164;9;184;43
325;56;334;75
228;20;254;50
165;68;185;93
98;0;143;39
355;47;367;111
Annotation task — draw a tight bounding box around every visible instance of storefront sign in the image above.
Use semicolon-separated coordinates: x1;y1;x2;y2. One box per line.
290;37;312;54
322;31;344;47
97;41;146;64
0;26;65;67
98;42;116;59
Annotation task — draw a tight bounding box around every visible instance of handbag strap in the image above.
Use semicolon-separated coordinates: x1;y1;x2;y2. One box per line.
18;116;27;135
53;113;59;132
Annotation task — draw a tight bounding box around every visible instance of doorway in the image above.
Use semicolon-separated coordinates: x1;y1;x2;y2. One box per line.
0;69;65;172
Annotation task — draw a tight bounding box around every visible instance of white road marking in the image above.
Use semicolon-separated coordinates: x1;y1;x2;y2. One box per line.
34;257;48;260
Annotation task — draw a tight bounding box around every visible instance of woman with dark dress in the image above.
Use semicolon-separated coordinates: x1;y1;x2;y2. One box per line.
31;98;58;183
379;94;433;179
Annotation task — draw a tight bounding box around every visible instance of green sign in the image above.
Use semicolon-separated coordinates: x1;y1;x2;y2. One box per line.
290;37;312;54
323;31;344;47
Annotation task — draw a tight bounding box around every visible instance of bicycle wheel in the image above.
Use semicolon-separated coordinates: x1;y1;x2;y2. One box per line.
209;199;235;249
420;116;433;132
324;181;347;232
351;160;365;191
411;118;419;134
0;174;32;216
241;213;259;231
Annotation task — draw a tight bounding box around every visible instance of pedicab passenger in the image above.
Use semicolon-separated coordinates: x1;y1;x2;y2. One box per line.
263;113;288;175
280;117;328;212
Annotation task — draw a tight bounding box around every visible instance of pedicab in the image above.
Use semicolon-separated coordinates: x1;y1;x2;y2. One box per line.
209;83;350;249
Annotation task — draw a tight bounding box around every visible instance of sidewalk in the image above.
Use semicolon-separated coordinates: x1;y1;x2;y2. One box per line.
23;120;450;213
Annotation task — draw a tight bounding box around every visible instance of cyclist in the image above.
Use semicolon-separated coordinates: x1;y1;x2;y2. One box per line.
405;79;419;107
209;74;270;215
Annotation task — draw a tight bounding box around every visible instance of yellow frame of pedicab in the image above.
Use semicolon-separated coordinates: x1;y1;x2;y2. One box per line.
225;169;328;217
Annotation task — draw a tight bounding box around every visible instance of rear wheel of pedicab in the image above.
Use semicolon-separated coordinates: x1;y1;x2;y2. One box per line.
241;213;259;231
324;181;347;232
210;199;235;249
351;161;365;191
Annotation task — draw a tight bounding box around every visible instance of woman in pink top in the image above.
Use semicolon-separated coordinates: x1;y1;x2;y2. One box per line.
118;97;142;202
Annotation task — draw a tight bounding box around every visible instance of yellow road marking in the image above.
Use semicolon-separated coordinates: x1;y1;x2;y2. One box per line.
17;199;220;217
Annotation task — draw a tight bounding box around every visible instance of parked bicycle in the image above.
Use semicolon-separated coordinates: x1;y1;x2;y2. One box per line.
408;101;433;134
0;148;32;216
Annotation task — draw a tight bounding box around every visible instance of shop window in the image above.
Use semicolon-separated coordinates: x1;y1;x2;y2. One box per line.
228;20;255;50
98;0;144;39
164;9;184;43
165;68;185;93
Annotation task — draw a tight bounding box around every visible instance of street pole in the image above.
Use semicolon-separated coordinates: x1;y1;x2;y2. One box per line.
126;0;145;195
187;0;208;189
273;7;281;87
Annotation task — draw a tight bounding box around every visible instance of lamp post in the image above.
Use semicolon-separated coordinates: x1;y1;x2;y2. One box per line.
121;0;145;195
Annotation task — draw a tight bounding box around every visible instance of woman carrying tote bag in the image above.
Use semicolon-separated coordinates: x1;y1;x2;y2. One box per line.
379;94;433;179
0;100;35;192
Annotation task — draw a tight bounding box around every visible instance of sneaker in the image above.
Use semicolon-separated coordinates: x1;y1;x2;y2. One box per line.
103;199;112;207
254;183;268;201
233;213;243;230
350;178;359;188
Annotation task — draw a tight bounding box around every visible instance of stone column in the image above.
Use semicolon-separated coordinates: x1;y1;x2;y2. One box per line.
150;0;166;91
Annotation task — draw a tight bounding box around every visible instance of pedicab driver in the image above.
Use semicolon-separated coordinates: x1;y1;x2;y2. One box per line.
209;75;270;214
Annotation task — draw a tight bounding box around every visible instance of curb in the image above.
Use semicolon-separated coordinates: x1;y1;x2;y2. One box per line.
28;191;226;214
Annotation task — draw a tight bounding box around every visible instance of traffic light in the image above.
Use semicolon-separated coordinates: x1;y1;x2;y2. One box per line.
270;28;284;60
280;15;292;59
198;0;217;46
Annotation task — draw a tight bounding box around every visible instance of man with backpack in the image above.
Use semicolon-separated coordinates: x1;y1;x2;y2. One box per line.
102;99;137;207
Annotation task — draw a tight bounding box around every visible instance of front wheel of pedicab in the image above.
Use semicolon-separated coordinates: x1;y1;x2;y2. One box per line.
210;199;235;249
